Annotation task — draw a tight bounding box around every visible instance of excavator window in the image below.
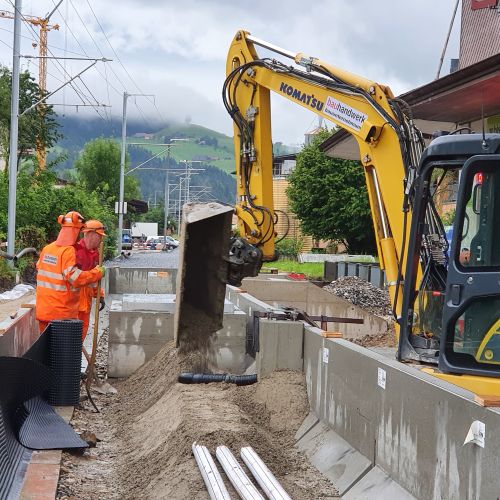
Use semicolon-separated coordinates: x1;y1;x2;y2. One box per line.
452;162;500;365
456;167;500;269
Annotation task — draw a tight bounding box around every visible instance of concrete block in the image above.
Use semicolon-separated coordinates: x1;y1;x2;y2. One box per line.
209;310;249;373
122;294;176;312
108;299;175;377
343;466;416;500
296;421;372;496
256;319;303;377
108;341;169;378
323;261;338;282
108;268;177;294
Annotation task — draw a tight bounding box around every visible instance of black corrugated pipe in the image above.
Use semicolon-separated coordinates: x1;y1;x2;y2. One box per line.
178;373;257;386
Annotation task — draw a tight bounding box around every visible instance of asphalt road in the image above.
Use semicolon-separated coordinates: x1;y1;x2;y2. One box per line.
107;248;179;269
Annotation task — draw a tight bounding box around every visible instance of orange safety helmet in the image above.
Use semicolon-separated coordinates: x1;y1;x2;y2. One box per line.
55;211;85;246
57;211;86;229
82;220;107;236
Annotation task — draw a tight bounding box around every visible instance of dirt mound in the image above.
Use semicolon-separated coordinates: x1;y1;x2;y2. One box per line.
324;276;392;316
60;340;338;499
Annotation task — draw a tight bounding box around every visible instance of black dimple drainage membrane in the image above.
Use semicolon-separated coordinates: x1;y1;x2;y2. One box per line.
48;319;83;406
0;322;88;498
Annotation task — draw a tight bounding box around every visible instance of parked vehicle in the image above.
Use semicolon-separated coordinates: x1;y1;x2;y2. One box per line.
146;236;179;250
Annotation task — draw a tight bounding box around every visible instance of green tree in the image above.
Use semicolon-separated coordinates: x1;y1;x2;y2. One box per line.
139;203;177;234
0;166;118;258
0;66;61;166
287;131;376;254
75;138;141;204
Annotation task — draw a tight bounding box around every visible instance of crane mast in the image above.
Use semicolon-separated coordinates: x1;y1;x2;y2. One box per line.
0;10;60;170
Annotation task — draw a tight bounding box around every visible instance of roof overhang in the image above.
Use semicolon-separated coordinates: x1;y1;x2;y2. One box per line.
321;53;500;160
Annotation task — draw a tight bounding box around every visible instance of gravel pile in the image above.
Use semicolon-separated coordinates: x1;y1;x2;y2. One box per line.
324;276;392;317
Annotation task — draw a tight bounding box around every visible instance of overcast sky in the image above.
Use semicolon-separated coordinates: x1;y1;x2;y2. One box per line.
0;0;461;145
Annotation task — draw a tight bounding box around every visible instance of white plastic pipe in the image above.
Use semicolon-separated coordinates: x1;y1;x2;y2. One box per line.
216;446;265;500
240;447;291;500
192;442;231;500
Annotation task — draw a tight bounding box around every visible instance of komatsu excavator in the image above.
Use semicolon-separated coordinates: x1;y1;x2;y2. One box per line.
178;30;500;396
227;30;500;393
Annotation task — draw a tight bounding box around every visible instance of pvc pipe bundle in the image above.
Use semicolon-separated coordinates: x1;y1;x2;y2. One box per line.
192;442;231;500
240;447;291;500
192;442;291;500
216;446;264;500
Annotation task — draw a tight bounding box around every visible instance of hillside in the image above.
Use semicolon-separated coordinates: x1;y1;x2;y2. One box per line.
47;115;298;205
48;116;237;204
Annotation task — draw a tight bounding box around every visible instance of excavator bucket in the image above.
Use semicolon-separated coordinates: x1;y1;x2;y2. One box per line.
174;202;233;357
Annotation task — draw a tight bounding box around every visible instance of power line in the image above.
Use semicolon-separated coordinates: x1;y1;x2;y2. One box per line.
84;0;167;125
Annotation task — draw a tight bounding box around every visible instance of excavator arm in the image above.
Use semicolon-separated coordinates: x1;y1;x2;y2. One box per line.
225;30;425;320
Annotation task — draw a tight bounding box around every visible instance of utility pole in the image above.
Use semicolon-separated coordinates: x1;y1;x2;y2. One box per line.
117;91;154;253
164;148;170;237
6;0;22;262
117;91;128;254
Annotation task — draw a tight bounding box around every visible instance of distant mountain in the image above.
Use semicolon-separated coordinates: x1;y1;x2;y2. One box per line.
48;115;299;206
48;116;237;204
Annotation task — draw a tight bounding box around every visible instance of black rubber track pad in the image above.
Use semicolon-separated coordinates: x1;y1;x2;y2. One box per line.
17;397;87;450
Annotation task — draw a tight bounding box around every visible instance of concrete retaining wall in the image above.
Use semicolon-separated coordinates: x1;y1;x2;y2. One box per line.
240;278;388;338
109;291;251;377
0;301;38;357
107;267;177;294
302;326;500;499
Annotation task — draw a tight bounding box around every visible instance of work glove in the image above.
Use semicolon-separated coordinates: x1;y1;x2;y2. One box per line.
99;297;106;311
95;265;106;277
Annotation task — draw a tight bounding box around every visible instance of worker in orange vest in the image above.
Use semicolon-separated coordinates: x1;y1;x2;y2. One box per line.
36;211;105;333
75;220;107;340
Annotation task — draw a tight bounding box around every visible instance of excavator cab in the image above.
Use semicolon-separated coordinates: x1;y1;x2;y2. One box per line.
399;135;500;378
441;153;500;375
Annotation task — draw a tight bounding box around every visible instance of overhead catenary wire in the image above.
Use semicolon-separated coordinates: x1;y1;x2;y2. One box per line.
5;0;108;120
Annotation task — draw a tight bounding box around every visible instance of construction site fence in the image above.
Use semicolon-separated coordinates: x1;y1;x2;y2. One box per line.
323;261;387;289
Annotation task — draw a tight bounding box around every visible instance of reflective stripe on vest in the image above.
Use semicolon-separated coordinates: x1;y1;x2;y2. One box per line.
67;268;82;284
36;280;68;292
37;269;64;280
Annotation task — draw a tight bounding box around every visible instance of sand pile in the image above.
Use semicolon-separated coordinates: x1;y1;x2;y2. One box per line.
59;340;338;499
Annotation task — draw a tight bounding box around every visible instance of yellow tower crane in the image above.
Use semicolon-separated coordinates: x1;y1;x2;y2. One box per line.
0;9;60;170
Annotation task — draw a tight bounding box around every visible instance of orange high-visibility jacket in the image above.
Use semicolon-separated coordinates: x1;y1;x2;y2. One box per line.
35;242;103;322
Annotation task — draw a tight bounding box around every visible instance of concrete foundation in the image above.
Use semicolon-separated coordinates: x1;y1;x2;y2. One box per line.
241;277;388;338
108;294;248;377
108;298;175;377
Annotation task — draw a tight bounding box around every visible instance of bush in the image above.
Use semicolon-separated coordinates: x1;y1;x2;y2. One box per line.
0;258;15;293
14;226;46;284
276;237;303;260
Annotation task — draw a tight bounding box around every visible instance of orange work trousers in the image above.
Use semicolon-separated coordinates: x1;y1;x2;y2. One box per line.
79;311;91;341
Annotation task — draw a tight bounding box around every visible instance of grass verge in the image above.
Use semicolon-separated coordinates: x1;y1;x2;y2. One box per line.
262;260;324;279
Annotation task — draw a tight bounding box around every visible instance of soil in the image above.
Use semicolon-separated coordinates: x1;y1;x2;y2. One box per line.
57;336;339;499
348;324;397;349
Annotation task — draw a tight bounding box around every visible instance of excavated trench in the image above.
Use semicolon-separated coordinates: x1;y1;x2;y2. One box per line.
57;335;339;499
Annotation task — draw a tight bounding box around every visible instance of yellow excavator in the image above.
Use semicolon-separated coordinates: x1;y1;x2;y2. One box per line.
213;30;500;396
